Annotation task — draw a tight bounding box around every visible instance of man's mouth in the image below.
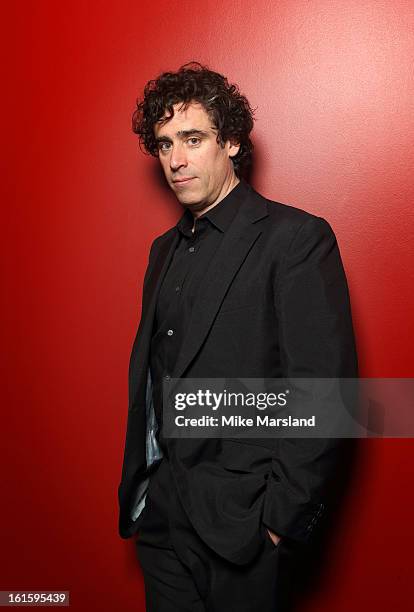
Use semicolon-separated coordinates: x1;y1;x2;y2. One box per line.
172;177;195;185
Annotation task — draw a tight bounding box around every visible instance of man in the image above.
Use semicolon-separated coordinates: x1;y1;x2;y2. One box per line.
118;62;358;611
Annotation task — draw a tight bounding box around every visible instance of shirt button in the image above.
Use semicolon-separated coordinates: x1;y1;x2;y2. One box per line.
188;246;195;253
167;329;174;336
164;374;171;382
175;285;180;292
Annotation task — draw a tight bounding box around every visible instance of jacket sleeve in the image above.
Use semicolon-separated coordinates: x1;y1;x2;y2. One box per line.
262;216;358;542
118;236;163;537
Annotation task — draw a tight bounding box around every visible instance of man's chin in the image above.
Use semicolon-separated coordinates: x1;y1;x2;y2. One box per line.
173;190;202;207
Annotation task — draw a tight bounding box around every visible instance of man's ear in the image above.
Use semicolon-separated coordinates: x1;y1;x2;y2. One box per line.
227;139;241;159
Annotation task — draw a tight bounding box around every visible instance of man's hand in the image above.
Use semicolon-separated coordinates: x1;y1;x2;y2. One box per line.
266;528;281;547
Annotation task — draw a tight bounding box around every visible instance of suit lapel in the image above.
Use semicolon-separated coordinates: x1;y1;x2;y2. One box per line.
130;229;179;407
172;187;268;380
141;230;179;331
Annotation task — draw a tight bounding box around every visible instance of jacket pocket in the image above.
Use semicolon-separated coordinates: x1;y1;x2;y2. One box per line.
219;439;272;474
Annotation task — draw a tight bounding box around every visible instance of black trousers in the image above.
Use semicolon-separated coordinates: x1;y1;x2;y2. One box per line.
135;456;295;612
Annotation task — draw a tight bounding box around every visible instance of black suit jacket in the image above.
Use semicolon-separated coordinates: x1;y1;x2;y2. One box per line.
118;181;358;565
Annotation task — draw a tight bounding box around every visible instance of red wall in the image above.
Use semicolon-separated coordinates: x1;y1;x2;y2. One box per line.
2;1;413;610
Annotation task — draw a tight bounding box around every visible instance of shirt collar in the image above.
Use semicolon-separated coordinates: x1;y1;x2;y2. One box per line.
176;179;248;236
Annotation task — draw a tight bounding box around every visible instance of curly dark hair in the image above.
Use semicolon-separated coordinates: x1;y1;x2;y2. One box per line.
132;62;255;176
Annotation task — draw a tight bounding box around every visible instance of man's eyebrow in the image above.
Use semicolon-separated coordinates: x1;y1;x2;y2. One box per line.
155;129;213;143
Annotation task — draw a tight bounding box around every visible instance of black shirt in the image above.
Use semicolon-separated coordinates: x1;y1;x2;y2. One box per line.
149;179;247;449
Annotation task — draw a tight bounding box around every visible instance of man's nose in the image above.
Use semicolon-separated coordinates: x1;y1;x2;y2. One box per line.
169;143;188;171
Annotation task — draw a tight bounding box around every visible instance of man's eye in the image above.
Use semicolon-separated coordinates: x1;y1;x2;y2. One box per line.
158;142;171;152
187;137;201;146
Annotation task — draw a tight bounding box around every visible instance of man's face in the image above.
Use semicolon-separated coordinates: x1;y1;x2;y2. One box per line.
153;101;240;211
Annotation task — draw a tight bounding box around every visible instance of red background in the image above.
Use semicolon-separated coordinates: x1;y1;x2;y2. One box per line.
2;1;414;610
